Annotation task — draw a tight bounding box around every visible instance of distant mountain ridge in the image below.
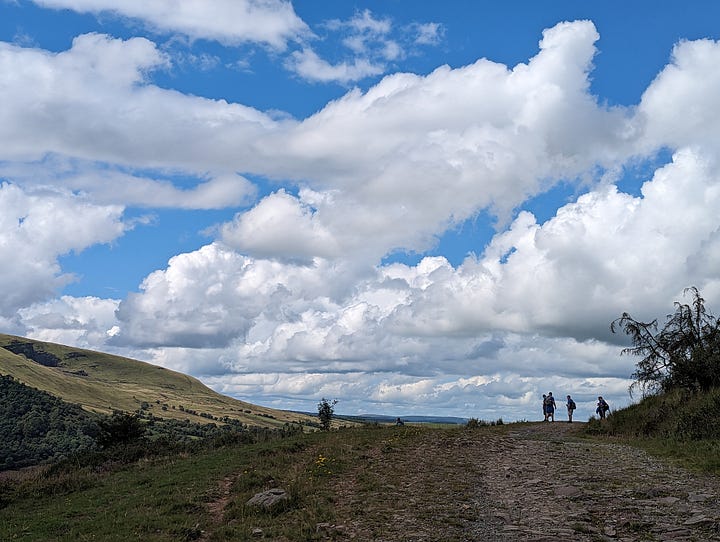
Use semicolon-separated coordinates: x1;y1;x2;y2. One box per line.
337;413;469;425
0;333;315;429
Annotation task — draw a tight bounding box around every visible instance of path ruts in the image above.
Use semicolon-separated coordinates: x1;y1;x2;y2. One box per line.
327;423;720;541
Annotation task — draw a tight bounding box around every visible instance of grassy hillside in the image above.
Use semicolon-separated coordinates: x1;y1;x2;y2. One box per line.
0;333;314;429
585;387;720;440
584;387;720;472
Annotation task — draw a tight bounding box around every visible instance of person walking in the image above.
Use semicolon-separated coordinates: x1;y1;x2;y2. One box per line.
545;392;557;422
542;394;548;421
566;395;576;423
596;396;610;419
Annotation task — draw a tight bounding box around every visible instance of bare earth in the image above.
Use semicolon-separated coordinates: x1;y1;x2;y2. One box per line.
326;422;720;541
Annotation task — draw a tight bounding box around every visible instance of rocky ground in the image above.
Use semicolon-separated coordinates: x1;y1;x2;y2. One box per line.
326;422;720;541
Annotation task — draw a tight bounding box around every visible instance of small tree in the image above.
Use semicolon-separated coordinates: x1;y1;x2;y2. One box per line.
317;398;338;431
611;287;720;396
97;411;146;448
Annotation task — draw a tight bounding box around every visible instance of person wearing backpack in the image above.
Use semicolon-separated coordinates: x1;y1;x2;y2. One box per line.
544;392;557;422
566;395;576;423
596;396;610;419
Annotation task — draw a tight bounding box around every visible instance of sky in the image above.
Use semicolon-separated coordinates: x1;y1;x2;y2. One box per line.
2;0;720;422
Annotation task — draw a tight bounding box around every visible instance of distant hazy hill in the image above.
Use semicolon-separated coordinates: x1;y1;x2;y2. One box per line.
0;333;314;429
338;414;469;425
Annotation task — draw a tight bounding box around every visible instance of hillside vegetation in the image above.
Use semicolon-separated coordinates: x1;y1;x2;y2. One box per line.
590;287;720;470
0;333;314;429
0;375;100;470
583;386;720;473
587;387;720;441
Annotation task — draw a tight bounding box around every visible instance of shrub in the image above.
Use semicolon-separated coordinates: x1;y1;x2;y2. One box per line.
611;287;720;395
317;398;338;431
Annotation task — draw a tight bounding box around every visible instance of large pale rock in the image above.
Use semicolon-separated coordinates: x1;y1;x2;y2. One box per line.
246;488;289;509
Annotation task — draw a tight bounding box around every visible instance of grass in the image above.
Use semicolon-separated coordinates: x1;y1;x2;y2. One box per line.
618;436;720;474
0;423;423;541
3;417;720;541
582;386;720;474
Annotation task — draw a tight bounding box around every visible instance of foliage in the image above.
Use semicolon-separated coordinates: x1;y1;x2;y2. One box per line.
0;374;306;473
317;398;338;431
465;417;504;428
0;375;100;470
97;411;146;448
611;286;720;395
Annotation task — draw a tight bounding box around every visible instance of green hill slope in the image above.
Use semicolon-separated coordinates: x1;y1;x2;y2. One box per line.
0;334;314;429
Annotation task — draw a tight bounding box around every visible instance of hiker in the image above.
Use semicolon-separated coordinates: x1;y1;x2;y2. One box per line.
596;396;610;419
542;394;548;421
544;392;556;422
566;395;576;423
396;417;404;426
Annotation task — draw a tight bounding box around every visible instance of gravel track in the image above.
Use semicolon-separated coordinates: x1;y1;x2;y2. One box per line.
327;423;720;541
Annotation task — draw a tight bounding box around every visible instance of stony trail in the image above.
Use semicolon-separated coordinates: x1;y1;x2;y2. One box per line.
326;422;720;541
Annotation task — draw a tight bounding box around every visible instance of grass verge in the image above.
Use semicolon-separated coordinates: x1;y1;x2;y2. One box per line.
582;386;720;475
0;424;434;541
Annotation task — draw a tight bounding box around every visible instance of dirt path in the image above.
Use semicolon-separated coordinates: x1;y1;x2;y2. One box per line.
328;423;720;541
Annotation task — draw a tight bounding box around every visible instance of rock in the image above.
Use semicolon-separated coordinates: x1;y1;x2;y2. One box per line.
646;487;667;498
554;485;581;497
317;523;346;536
251;527;263;537
682;514;715;526
493;511;511;523
246;488;289;509
659;528;692;540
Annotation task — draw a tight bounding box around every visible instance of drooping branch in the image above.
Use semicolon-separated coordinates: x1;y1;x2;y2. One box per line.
611;287;720;395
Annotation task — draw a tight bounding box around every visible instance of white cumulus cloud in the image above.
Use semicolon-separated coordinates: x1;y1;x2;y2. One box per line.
29;0;311;49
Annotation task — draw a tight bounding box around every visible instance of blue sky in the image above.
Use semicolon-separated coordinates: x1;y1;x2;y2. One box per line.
2;0;720;421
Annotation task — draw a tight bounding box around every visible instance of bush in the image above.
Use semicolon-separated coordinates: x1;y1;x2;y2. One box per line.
97;412;146;448
317;398;337;431
611;287;720;395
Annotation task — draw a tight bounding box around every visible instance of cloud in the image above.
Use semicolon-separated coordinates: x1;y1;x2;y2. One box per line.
286;9;442;83
109;243;360;349
220;189;340;261
0;183;126;317
96;144;720;419
0;20;628;264
0;157;256;209
25;1;442;86
333;9;398;60
285;47;385;84
639;37;720;154
8;18;720;420
411;22;444;46
77;171;256;210
258;20;634;261
0;32;279;215
17;295;121;349
30;0;311;49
